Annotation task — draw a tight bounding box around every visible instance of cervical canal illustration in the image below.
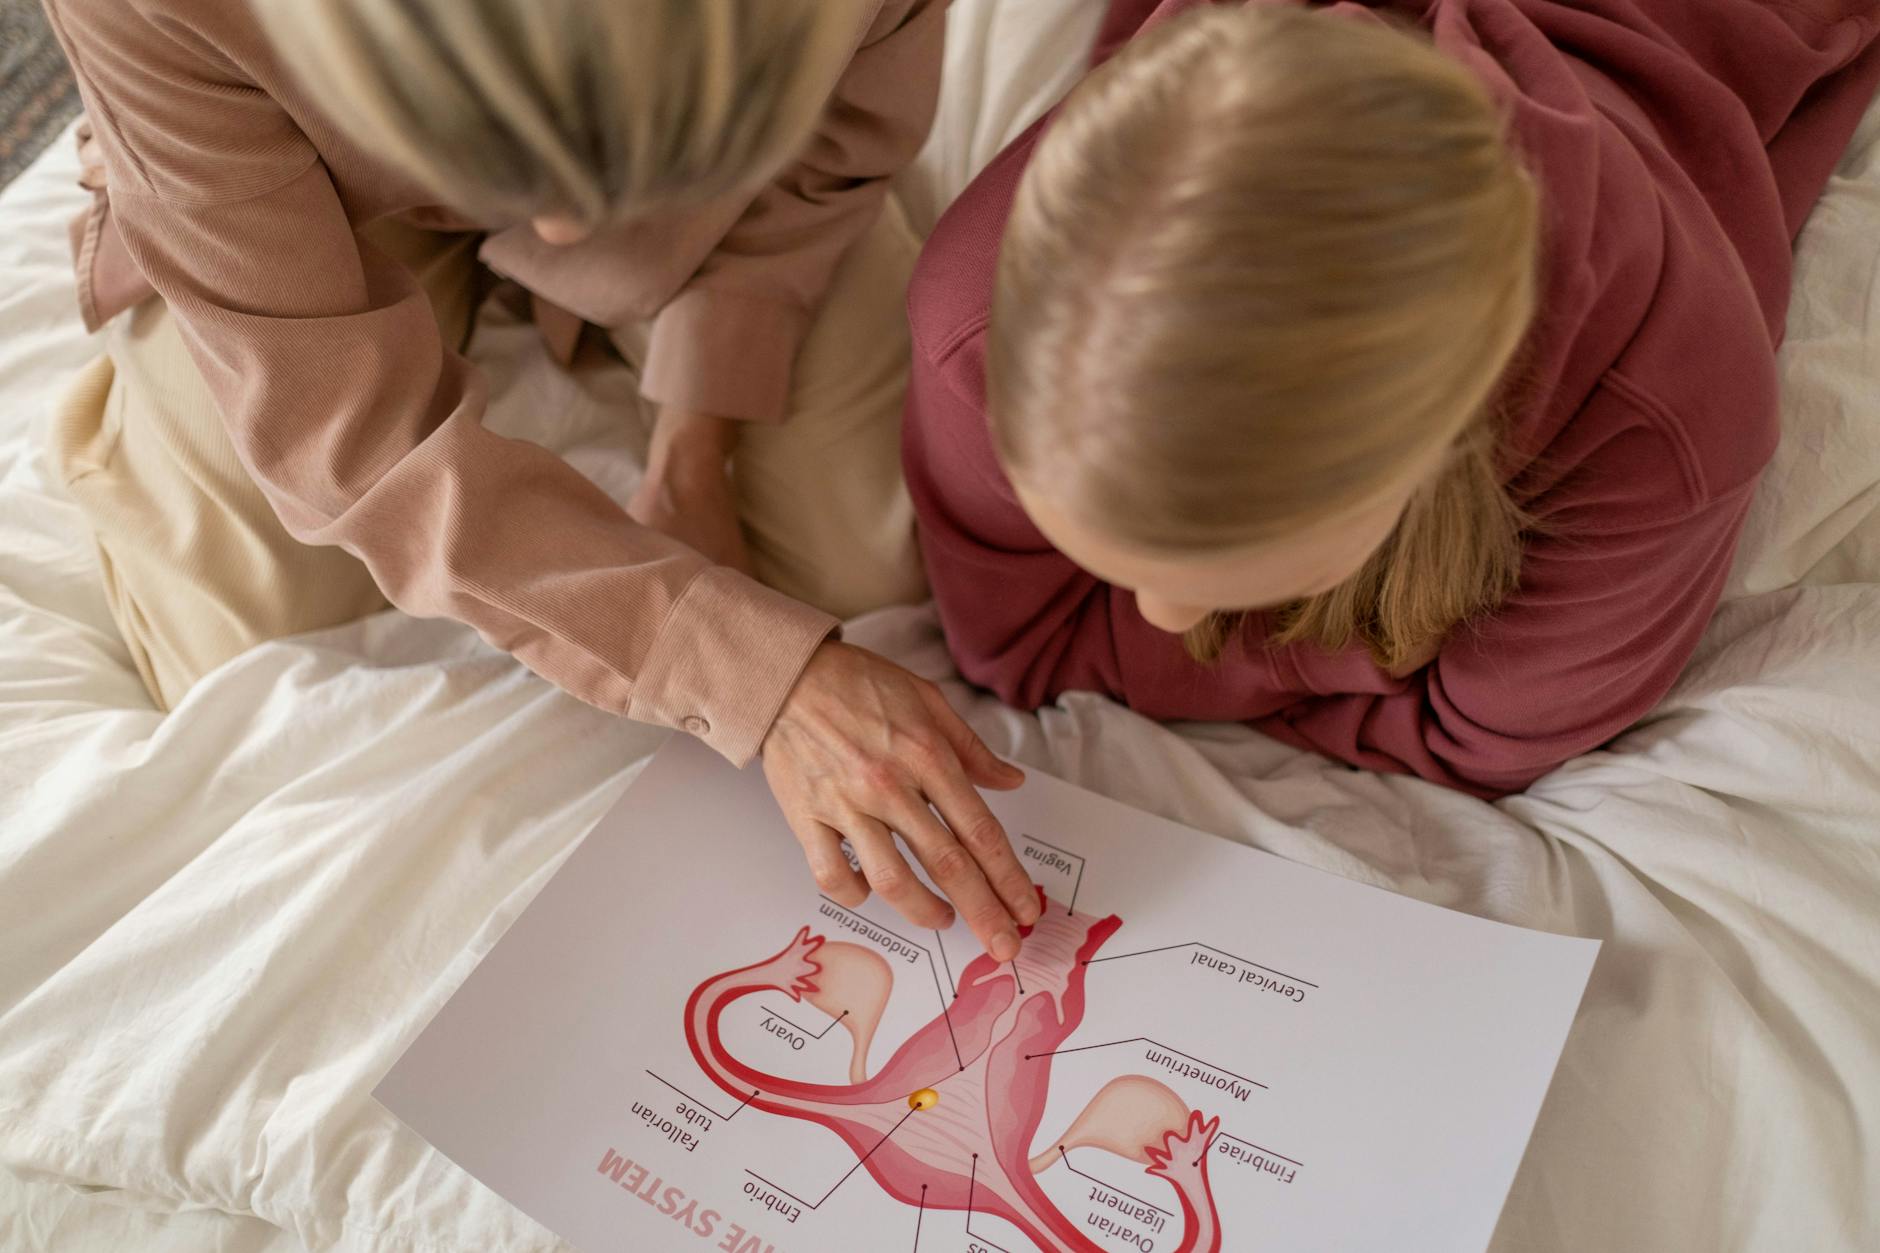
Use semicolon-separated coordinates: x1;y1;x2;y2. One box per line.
682;891;1225;1253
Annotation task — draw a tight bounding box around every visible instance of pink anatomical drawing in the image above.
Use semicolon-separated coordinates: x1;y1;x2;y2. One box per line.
376;741;1598;1253
683;890;1226;1252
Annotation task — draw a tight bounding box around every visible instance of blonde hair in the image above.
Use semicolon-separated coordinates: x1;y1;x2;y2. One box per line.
989;5;1539;670
254;0;870;226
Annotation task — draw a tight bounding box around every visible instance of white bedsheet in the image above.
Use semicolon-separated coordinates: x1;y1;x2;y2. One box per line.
3;3;1878;1250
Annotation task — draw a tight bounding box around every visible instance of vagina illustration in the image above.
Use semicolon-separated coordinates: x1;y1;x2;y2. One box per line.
682;891;1225;1252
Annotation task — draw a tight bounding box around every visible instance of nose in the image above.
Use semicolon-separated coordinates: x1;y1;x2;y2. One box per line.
1135;591;1210;634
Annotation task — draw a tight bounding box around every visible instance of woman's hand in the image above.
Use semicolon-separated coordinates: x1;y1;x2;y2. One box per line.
762;641;1041;961
628;406;752;572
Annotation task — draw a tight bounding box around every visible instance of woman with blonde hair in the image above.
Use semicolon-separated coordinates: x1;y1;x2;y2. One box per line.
905;0;1880;796
43;0;1044;957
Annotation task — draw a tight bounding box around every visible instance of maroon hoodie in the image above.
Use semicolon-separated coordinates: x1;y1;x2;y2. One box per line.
903;0;1880;797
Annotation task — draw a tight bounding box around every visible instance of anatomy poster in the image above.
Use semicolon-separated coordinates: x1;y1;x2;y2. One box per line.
377;738;1597;1253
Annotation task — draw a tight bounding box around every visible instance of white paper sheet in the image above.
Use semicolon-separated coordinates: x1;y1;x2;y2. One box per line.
375;739;1596;1253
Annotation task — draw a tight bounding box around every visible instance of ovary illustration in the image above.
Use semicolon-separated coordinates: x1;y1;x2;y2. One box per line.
798;939;892;1085
682;891;1225;1252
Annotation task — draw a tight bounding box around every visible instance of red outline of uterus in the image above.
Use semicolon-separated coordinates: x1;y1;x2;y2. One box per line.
683;891;1223;1252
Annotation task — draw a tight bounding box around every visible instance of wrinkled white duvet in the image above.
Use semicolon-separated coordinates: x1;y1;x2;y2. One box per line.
3;4;1878;1251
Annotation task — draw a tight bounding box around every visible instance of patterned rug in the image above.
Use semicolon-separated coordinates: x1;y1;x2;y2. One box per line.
1;0;81;192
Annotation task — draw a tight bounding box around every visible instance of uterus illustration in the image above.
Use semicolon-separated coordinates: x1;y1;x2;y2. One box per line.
682;892;1224;1252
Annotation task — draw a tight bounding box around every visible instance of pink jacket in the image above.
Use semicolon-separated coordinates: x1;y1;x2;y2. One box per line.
904;0;1880;797
46;0;945;763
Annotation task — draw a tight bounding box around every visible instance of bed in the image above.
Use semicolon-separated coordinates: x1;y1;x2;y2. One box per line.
3;2;1877;1250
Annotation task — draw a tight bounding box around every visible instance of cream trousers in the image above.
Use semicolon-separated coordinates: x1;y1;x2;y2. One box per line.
50;205;928;709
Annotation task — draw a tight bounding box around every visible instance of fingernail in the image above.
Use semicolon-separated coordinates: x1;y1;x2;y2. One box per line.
993;930;1020;962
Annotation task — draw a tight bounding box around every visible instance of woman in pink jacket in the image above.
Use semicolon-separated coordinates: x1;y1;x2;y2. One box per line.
46;0;1042;957
904;0;1880;797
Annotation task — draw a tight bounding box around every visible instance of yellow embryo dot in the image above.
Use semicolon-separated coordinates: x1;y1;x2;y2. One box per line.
908;1088;940;1112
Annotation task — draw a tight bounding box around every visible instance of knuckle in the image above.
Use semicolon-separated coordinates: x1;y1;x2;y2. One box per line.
905;734;947;773
865;863;909;896
861;759;903;794
928;845;974;884
960;815;1005;852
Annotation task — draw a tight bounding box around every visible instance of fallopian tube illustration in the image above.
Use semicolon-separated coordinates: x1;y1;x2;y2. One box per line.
683;891;1224;1252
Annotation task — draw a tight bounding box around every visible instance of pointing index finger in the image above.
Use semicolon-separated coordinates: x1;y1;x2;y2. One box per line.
891;794;1022;962
919;761;1040;928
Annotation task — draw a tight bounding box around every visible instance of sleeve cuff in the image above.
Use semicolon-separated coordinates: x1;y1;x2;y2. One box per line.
626;566;839;765
71;196;157;334
640;287;811;423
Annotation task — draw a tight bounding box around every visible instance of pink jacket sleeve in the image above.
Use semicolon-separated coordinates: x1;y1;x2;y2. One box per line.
86;118;834;764
1254;390;1762;798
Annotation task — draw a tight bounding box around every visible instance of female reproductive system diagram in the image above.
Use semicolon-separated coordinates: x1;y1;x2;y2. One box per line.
656;876;1305;1253
379;741;1594;1253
